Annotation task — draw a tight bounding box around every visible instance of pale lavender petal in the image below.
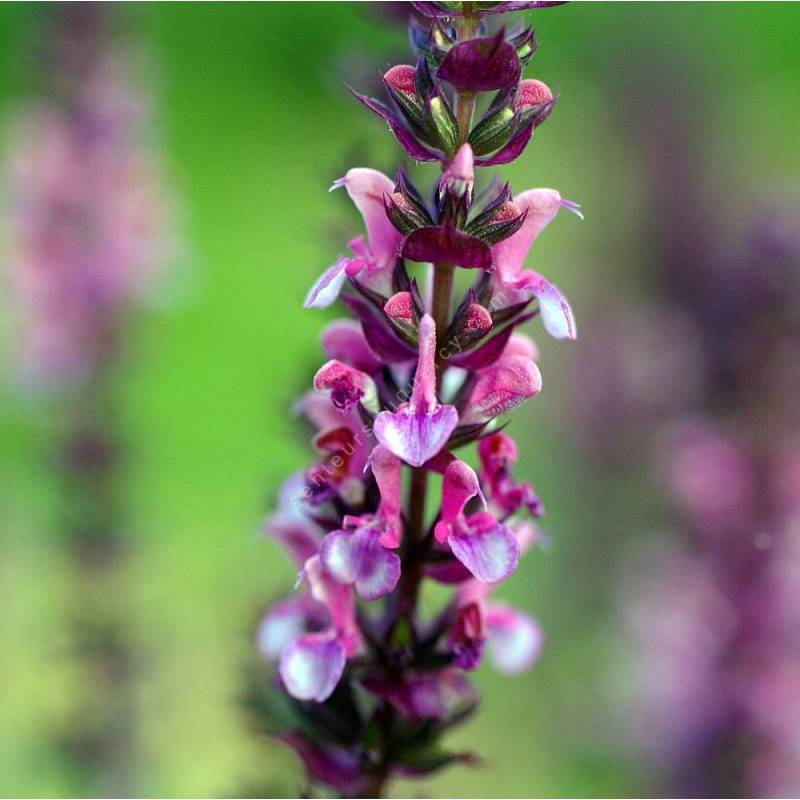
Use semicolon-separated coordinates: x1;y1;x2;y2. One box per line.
514;270;576;339
486;605;544;673
333;168;404;269
304;257;350;309
353;531;401;600
373;405;459;467
319;530;360;584
320;527;401;600
448;513;520;584
257;596;321;660
279;631;346;702
492;189;562;282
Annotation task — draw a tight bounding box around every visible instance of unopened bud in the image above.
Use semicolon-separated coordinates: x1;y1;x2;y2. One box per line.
464;303;493;338
468;106;515;156
515;79;553;112
384;64;417;96
425;94;458;154
467;199;525;245
384;291;416;336
385;192;429;235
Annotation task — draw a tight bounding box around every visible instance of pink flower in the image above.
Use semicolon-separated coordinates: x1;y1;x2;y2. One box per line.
278;555;361;702
373;315;459;466
453;580;544;673
491;188;580;339
305;168;403;308
478;432;544;517
434;460;520;584
314;360;378;413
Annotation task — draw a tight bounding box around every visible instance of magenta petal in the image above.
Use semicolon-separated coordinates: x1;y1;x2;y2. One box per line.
349;89;441;162
279;631;346;702
438;32;521;92
305;257;350;309
514;270;576;339
492;189;562;282
333;169;403;270
373;405;459;467
485;606;544;673
448;514;520;584
466;354;542;422
402;225;493;270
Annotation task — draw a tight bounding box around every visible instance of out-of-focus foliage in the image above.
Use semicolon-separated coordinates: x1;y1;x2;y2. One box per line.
0;3;799;797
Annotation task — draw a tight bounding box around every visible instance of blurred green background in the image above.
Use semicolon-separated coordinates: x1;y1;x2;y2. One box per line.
1;2;799;797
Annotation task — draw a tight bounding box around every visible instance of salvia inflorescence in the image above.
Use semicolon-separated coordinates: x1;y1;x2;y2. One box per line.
252;2;580;795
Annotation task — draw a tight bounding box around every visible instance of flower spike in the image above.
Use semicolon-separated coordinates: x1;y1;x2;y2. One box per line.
255;1;584;791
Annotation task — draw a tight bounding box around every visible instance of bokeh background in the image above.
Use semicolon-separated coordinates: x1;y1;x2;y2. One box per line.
1;2;799;797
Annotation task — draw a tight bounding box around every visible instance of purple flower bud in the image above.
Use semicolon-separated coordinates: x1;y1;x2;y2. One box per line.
438;30;522;92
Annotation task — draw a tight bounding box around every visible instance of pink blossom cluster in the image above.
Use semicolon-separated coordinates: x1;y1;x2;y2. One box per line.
3;18;173;387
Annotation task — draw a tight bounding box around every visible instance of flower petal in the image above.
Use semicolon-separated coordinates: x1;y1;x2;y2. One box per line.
513;270;576;339
486;605;544;673
492;189;562;282
370;444;403;546
304;257;350;309
465;354;542;423
304;555;360;653
333;168;403;270
279;631;346;702
373;405;459;467
257;596;322;660
448;513;520;584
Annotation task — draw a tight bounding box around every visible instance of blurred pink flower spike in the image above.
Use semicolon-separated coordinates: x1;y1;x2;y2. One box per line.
305;169;403;308
435;460;520;584
373;314;459;466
